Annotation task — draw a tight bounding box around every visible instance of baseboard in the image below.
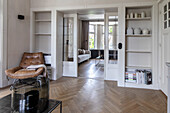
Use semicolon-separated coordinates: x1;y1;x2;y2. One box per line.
160;89;168;97
0;79;13;88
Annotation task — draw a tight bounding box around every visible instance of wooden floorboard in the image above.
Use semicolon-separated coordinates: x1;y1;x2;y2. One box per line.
0;77;167;113
50;77;167;113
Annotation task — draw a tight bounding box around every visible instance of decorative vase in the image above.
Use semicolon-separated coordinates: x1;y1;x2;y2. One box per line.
141;11;145;18
134;28;141;35
130;13;133;18
127;14;130;19
142;28;149;35
135;13;138;18
127;27;133;35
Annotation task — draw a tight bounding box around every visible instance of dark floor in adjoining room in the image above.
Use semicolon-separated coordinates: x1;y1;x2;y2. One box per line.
78;59;104;79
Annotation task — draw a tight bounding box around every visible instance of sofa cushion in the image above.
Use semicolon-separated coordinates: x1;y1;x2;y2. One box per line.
85;50;90;54
78;49;84;55
78;54;91;63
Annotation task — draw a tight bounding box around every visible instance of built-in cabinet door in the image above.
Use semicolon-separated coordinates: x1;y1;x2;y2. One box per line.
104;12;119;81
63;14;78;77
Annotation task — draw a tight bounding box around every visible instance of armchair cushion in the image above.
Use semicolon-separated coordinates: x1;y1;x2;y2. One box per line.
20;52;44;69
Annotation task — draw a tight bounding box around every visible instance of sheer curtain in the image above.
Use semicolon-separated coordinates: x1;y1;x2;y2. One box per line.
96;25;103;49
81;21;89;50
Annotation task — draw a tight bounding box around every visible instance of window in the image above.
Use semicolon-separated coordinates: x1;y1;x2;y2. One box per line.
89;25;95;49
169;2;170;27
164;4;168;29
108;21;118;50
89;22;105;49
108;16;118;64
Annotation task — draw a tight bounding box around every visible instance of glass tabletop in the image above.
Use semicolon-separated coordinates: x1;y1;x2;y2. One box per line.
0;94;62;113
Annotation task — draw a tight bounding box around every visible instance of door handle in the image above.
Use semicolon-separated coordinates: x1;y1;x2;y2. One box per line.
118;43;122;49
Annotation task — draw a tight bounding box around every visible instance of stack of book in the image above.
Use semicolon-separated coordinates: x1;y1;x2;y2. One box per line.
125;70;152;85
125;72;137;83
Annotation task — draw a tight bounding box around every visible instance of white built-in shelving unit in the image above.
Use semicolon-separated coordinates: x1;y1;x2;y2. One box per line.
31;11;52;78
125;6;154;89
34;11;52;54
126;17;151;20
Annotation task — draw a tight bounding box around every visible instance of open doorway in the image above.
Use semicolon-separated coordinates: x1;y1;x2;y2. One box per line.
78;20;105;79
60;8;119;80
77;9;118;80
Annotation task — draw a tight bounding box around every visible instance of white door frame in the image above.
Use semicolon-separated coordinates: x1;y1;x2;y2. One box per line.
104;12;119;81
158;1;170;113
0;0;8;87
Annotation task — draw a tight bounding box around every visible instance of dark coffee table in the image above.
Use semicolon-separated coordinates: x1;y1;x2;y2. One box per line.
0;94;62;113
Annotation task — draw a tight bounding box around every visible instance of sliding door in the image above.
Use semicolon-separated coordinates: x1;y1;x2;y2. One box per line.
104;12;119;80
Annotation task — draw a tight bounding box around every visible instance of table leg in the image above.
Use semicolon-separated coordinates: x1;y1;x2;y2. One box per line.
60;102;62;113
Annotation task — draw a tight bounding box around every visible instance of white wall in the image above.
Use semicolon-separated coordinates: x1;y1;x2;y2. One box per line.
0;0;30;87
0;0;7;87
31;0;157;9
7;0;30;68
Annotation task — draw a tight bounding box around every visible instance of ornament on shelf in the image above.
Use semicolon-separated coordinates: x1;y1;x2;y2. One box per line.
138;14;141;18
130;12;134;18
142;28;149;35
127;27;133;35
134;28;141;35
135;13;138;18
141;11;145;18
127;14;130;19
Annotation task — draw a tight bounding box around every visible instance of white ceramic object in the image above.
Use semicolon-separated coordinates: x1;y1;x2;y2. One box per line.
127;27;133;35
130;13;133;18
142;28;149;35
141;12;145;18
127;14;130;19
134;28;141;35
135;13;138;18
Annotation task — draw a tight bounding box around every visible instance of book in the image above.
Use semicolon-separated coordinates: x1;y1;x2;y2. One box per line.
125;71;137;83
125;70;152;85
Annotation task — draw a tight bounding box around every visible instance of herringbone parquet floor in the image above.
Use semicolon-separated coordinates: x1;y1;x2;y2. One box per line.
50;77;167;113
78;59;104;79
0;77;167;113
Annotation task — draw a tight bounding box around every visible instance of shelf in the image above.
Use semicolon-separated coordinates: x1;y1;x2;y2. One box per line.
125;82;154;89
35;19;51;22
126;34;152;37
126;66;151;69
35;33;51;36
126;17;151;20
126;50;152;53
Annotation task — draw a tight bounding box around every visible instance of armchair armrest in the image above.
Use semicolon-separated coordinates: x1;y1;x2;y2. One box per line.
5;67;22;76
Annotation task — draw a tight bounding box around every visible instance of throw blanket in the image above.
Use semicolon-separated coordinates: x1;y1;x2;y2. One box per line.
27;64;47;77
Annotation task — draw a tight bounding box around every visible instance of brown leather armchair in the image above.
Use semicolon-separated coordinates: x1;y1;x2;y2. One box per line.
5;52;45;79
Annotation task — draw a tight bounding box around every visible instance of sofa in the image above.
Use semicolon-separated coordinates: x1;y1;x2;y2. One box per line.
78;49;91;63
